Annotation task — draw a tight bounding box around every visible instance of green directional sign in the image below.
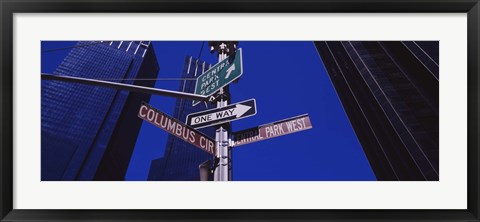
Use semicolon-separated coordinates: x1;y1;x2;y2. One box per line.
193;48;243;106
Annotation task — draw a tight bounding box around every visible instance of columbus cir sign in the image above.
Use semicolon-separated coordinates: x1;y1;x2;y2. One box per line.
138;102;215;155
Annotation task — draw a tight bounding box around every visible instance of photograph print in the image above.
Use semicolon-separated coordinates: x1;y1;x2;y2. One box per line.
41;41;439;181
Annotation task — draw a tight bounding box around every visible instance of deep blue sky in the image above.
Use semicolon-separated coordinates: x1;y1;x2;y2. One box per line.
41;41;376;181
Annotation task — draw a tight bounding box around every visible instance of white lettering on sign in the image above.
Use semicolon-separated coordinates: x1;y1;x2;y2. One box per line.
190;104;252;126
199;61;228;94
216;109;234;118
193;49;242;107
139;105;148;118
138;103;215;155
262;117;309;138
284;118;307;132
232;128;264;146
232;114;313;147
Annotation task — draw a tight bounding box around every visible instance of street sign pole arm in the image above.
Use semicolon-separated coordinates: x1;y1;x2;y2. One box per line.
41;73;210;101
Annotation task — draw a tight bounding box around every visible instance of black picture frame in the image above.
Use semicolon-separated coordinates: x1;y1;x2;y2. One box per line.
1;0;479;221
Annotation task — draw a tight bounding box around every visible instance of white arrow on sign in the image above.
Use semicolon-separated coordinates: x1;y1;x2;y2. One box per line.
225;64;235;79
190;104;252;126
233;104;251;117
187;99;257;129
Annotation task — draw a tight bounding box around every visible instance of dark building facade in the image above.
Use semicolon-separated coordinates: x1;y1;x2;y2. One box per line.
41;41;159;181
314;41;439;181
148;56;218;181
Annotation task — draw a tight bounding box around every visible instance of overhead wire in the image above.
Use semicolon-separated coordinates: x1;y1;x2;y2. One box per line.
40;74;198;82
159;41;207;179
197;41;205;60
43;41;212;179
76;78;197;81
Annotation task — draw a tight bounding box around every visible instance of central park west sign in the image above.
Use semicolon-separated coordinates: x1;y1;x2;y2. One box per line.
193;48;243;106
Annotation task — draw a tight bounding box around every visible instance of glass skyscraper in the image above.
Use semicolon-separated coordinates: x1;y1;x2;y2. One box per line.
148;56;219;181
41;41;159;181
314;41;439;181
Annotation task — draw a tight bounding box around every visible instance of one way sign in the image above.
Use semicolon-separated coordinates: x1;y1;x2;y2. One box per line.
186;99;257;129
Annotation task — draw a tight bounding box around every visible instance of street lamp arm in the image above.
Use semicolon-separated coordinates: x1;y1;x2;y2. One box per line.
41;73;210;101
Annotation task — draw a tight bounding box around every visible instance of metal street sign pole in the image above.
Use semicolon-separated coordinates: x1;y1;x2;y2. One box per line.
211;41;237;181
214;47;229;181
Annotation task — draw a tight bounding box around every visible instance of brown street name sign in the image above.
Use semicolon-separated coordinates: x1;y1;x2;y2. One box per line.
232;114;312;147
138;102;216;155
